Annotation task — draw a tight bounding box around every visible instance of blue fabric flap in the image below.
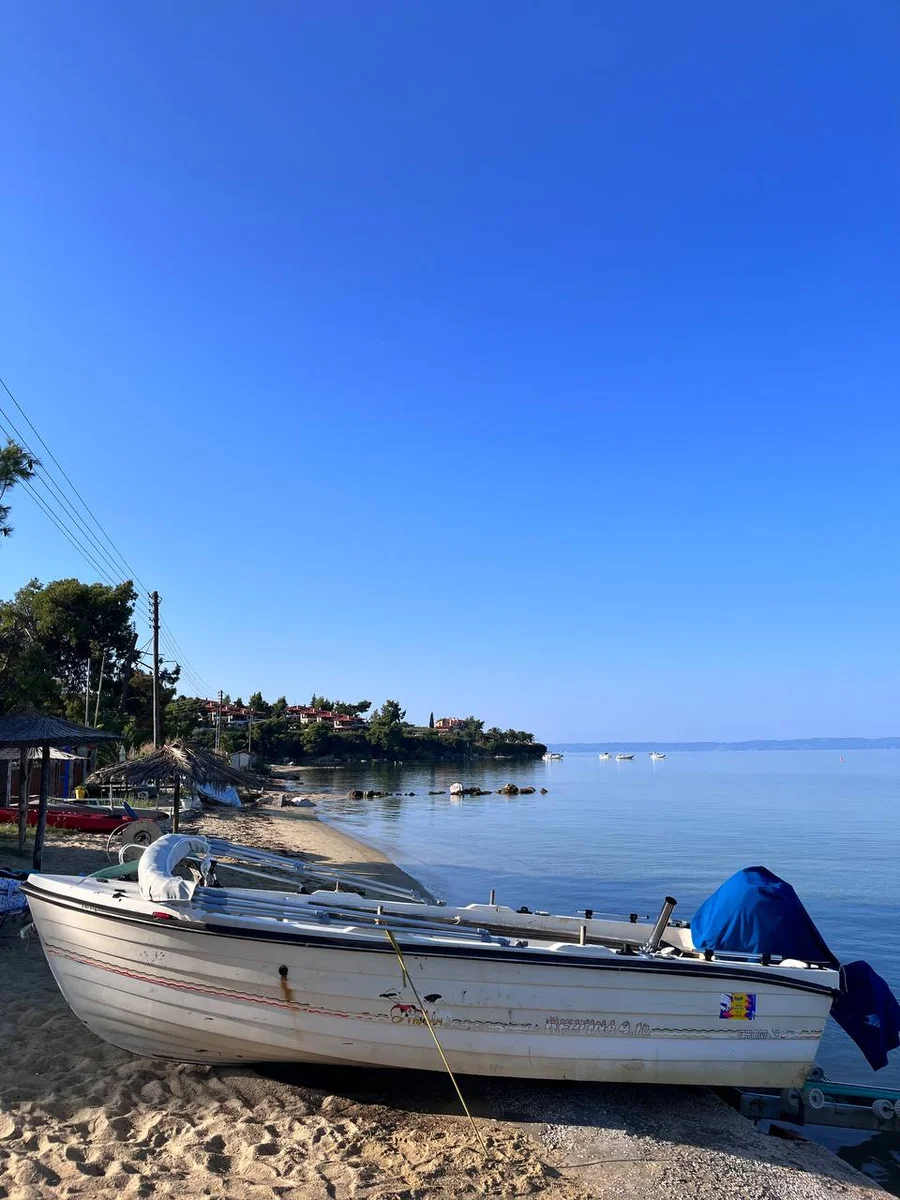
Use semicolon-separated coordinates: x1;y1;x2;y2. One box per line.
831;961;900;1072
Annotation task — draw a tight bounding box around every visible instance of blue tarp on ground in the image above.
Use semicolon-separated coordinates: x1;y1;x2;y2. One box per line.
692;866;900;1072
0;876;28;917
196;782;242;808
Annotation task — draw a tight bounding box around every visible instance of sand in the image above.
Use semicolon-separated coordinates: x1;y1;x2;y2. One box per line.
0;806;886;1199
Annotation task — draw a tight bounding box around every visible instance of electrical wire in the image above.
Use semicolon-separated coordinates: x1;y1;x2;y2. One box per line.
0;374;150;594
0;404;135;588
1;373;213;699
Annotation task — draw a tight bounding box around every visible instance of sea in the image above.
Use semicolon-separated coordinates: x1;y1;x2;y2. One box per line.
294;749;900;1191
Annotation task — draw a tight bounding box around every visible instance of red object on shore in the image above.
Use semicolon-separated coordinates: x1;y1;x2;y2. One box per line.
0;806;132;834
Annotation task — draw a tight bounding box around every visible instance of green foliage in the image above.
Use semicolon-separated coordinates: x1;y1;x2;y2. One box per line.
428;711;435;729
309;694;371;716
300;720;335;756
461;715;485;741
0;577;139;719
0;574;187;751
271;696;288;716
367;699;407;755
120;667;179;749
0;440;38;539
248;691;270;716
165;696;205;740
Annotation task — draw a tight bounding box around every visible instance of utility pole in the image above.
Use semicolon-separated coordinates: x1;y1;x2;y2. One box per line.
247;708;253;754
151;591;161;748
84;657;91;726
93;651;106;727
215;688;223;752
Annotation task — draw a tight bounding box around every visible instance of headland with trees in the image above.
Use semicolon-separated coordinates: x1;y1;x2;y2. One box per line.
0;574;546;765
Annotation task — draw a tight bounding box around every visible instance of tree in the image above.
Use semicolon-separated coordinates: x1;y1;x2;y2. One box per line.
272;695;288;717
248;690;270;716
300;720;334;757
461;716;485;741
234;696;244;708
0;577;138;717
429;712;435;729
122;666;179;748
165;696;205;740
367;699;406;755
0;440;38;539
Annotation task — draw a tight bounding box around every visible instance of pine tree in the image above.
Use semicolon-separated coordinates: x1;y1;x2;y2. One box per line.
428;711;434;729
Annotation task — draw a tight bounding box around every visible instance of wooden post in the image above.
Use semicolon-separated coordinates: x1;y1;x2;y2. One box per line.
32;743;51;871
172;775;180;834
151;592;161;748
17;745;29;855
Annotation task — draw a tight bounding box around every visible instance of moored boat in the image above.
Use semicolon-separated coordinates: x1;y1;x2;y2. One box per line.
22;837;900;1088
541;752;563;761
615;753;635;761
598;752;611;760
649;752;666;761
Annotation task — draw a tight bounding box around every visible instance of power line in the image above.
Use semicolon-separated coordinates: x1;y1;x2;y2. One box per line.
14;474;122;587
2;373;213;699
0;374;150;594
159;617;212;694
0;409;132;588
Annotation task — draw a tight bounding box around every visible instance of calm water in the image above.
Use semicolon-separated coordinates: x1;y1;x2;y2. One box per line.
297;750;900;1188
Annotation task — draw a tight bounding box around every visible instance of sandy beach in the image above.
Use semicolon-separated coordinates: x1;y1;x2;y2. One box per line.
0;804;886;1199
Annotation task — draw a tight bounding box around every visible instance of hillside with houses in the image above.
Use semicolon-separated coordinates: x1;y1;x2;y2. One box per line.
174;695;546;766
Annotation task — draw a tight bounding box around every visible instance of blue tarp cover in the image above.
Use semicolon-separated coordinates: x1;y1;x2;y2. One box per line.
690;866;836;964
692;866;900;1072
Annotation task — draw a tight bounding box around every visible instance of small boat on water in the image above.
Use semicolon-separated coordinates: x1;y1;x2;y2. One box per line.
598;752;611;760
541;752;563;761
649;752;666;761
23;837;900;1087
615;753;635;761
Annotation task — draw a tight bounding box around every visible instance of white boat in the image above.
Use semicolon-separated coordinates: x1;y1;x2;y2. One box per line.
22;834;857;1088
598;752;611;760
649;752;666;761
541;752;563;761
615;753;635;761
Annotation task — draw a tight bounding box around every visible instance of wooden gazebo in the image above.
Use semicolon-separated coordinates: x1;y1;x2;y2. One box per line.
0;714;123;868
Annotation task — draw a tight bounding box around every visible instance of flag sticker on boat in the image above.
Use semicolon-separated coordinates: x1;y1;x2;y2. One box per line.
719;992;756;1020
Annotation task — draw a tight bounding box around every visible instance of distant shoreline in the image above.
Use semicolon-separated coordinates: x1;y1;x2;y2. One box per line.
552;738;900;752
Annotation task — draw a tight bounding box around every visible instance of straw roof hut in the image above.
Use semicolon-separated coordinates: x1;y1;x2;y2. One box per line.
88;741;261;832
0;713;123;866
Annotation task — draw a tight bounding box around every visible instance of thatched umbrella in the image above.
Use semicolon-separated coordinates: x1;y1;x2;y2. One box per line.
87;741;260;833
0;714;123;867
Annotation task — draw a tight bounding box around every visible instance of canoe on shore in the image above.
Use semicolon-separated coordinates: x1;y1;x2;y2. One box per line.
0;805;133;834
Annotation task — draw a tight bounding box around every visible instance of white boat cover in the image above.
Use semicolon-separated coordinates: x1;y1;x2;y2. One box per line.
138;835;209;901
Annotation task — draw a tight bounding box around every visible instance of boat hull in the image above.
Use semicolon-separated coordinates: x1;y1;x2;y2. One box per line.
25;883;833;1087
0;806;130;834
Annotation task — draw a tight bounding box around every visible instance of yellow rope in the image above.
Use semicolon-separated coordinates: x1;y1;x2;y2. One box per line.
384;928;490;1158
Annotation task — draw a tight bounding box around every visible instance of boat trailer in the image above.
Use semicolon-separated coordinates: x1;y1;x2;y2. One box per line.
727;1068;900;1133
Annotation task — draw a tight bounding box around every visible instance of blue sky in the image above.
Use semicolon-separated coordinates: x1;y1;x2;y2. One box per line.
2;3;898;741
